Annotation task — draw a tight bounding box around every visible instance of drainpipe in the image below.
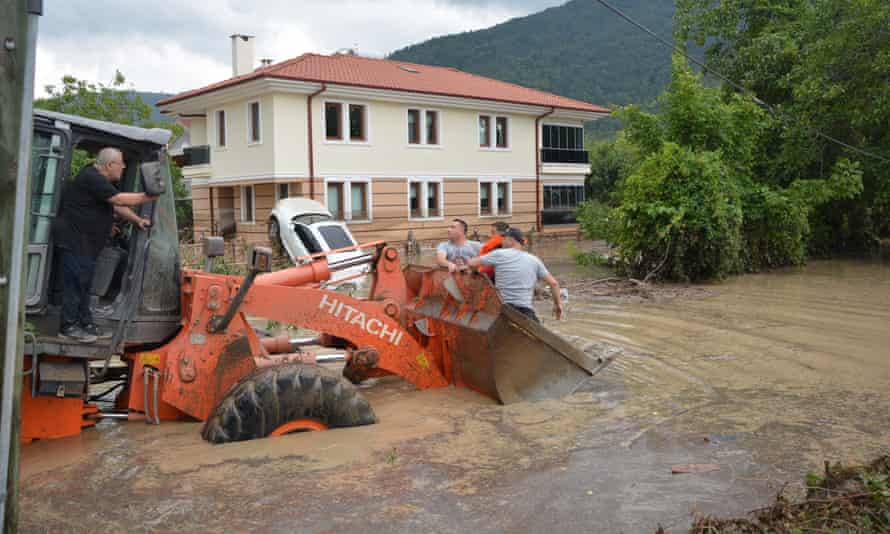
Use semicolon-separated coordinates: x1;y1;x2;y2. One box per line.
534;107;556;232
307;83;327;201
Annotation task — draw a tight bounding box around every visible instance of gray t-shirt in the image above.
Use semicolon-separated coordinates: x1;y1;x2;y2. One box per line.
437;240;482;265
481;248;550;309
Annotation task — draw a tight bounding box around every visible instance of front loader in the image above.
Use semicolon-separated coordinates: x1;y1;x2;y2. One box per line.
22;110;598;444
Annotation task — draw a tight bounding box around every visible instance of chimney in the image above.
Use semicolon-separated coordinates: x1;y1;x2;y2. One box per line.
259;58;274;69
230;34;255;77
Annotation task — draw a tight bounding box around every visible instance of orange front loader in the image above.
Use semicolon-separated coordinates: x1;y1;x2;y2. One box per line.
24;239;598;444
21;111;599;444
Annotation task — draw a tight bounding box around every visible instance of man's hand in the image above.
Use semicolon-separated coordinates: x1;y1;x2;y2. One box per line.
136;217;151;230
553;300;564;320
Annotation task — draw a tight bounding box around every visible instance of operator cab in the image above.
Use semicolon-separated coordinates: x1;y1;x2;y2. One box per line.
25;110;182;358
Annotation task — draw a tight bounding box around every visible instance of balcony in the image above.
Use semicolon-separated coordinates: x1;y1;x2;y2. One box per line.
182;145;211;166
540;148;589;164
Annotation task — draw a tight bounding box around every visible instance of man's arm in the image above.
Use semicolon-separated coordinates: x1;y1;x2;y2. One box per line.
435;249;451;269
107;192;157;207
113;205;151;230
541;272;563;320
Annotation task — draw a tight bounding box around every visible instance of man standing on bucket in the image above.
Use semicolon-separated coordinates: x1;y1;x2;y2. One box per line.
436;218;482;273
467;227;563;322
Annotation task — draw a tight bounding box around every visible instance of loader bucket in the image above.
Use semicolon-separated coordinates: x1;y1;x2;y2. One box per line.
405;267;596;404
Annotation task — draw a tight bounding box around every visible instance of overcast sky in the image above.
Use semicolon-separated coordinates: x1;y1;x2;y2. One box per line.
35;0;563;97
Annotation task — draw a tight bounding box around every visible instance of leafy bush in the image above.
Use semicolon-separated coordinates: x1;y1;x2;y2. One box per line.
609;143;743;281
578;55;863;281
586;137;639;204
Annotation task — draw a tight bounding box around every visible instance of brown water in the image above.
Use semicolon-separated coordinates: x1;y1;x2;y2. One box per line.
18;248;890;533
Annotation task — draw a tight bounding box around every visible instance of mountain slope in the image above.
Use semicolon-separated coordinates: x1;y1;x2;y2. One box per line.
390;0;674;135
135;91;174;123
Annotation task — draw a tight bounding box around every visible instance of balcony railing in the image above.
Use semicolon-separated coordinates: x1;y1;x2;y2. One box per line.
541;148;589;164
183;145;211;166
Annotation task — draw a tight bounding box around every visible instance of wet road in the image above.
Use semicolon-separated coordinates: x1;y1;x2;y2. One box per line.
19;249;890;533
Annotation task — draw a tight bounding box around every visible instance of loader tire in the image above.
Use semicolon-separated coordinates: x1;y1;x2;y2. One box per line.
202;363;377;444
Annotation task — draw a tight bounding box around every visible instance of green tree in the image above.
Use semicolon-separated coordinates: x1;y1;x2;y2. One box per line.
34;72;193;232
675;0;890;249
586;136;639;204
578;55;862;281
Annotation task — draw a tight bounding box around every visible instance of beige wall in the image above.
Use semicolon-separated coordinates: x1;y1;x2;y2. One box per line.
347;177;538;244
183;117;208;146
312;98;536;178
208;95;276;179
272;93;310;177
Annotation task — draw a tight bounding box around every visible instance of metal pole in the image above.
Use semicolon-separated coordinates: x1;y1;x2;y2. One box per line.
0;2;41;531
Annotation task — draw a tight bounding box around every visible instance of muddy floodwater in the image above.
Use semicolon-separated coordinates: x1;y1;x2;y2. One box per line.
19;244;890;533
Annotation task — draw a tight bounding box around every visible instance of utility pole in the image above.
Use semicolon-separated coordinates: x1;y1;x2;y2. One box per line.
0;1;42;532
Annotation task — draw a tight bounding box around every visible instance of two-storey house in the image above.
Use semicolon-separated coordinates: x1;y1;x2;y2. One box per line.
159;35;609;246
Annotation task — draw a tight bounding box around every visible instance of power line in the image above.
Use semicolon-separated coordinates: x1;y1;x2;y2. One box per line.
592;0;890;164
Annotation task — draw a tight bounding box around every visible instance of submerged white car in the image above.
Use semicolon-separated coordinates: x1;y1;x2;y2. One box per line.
268;198;369;290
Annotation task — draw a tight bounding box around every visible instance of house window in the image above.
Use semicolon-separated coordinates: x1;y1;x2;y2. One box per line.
497;182;510;214
241;185;254;223
543;184;585;225
544;185;586;210
349;104;367;142
408;178;443;219
325;102;343;140
495;117;509;148
215;109;227;147
408;109;421;144
479;116;491;147
276;183;290;201
408;109;439;146
326;179;371;221
350;182;368;220
409;181;421;217
426;111;439;145
542;124;587;163
427;181;440;217
480;179;511;216
479;182;492;215
248;101;261;144
327;182;344;219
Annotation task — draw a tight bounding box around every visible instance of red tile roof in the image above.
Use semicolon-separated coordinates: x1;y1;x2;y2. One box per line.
158;53;610;114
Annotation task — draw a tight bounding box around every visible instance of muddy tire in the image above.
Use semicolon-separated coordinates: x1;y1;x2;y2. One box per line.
202;363;377;444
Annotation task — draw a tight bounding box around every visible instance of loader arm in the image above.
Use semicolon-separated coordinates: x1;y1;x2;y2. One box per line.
239;285;448;390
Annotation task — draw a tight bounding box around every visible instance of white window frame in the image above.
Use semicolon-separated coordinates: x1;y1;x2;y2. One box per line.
477;114;511;151
478;177;512;218
214;109;227;149
407;177;445;220
274;182;290;202
247;100;262;145
406;108;442;148
323;100;371;145
323;177;373;223
240;184;255;223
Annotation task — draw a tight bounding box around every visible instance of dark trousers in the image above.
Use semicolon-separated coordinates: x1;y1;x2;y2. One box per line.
507;304;540;323
61;249;96;329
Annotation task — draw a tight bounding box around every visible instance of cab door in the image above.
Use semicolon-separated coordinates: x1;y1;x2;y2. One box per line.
25;127;68;312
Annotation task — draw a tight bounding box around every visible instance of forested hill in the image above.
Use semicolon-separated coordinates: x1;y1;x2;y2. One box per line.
389;0;675;134
135;91;174;123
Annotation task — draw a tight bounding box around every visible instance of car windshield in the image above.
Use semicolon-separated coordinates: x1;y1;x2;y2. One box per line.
318;225;354;250
292;213;332;225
